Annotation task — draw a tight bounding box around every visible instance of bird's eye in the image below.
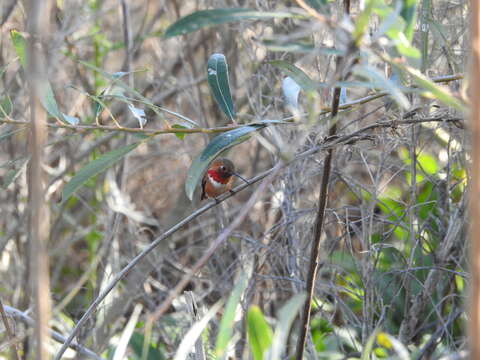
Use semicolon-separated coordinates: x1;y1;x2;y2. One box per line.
220;166;225;171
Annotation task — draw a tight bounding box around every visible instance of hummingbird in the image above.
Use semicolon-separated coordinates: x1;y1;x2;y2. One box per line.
201;158;249;200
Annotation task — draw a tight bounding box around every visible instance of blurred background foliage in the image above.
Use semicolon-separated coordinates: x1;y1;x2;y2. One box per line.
0;0;469;359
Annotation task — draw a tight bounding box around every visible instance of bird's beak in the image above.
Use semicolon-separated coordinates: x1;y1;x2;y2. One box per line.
232;172;249;184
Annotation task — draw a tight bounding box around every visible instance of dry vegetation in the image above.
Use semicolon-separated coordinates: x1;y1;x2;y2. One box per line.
0;0;471;359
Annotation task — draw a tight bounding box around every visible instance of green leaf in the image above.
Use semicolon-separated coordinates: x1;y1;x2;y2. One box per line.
268;60;318;92
215;274;248;358
39;82;64;120
62;142;139;203
417;153;438;175
353;0;377;43
164;8;294;38
247;306;273;360
306;0;328;11
129;332;165;360
10;31;72;123
354;65;410;109
262;39;315;53
0;96;13;118
185;124;265;201
0;127;26;144
171;124;187;140
10;30;27;67
388;60;465;111
2;157;29;189
207;53;236;121
400;0;418;41
361;329;381;360
267;293;306;360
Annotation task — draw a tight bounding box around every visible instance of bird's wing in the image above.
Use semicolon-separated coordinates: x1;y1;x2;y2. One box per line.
200;175;207;200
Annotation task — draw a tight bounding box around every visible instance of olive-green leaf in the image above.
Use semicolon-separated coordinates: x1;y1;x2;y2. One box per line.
388;60;465;111
247;306;273;360
62;143;140;203
266;293;306;360
215;274;248;358
2;157;29;189
268;60;318;92
354;64;410;110
400;0;418;41
164;8;294;38
207;53;235;121
0;126;26;144
10;31;72;124
0;96;12;118
10;30;27;67
353;0;376;43
306;0;328;11
171;124;188;140
185;124;265;201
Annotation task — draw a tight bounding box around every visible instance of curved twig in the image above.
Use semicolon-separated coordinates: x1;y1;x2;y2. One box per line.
3;305;101;360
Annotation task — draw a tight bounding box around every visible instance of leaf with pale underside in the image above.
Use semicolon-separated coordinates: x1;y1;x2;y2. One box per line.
207;53;236;121
185;124;265;201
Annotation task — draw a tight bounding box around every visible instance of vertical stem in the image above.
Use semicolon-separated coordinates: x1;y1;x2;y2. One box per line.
420;0;431;74
469;0;480;358
295;3;351;360
26;1;52;358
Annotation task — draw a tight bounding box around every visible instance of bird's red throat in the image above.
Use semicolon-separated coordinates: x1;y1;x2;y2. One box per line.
207;169;229;184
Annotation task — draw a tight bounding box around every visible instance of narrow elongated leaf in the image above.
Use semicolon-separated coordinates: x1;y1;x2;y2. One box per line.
262;40;315;53
247;306;273;360
388;60;465;111
0;96;13;118
174;301;223;360
40;81;64;120
2;157;29;189
0;127;26;143
207;54;236;121
215;274;248;358
354;65;410;109
10;30;27;67
339;87;348;105
185;124;265;201
267;293;306;360
10;31;73;124
306;0;328;11
129;333;165;360
400;0;418;41
352;0;376;43
128;104;147;127
62;143;140;203
268;60;318;92
164;8;294;38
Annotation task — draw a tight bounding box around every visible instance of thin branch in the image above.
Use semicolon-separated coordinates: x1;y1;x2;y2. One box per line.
0;298;20;360
3;305;102;360
0;73;463;135
52;165;280;360
295;1;350;357
147;165;281;324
